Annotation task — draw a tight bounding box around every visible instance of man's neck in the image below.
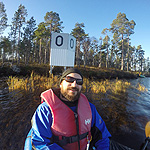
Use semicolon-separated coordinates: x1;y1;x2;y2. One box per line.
60;93;78;107
59;93;68;101
52;88;78;107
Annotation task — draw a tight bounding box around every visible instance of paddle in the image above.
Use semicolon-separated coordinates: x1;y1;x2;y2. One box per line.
141;121;150;150
145;121;150;138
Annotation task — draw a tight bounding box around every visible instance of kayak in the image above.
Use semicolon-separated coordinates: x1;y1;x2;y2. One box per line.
139;74;145;78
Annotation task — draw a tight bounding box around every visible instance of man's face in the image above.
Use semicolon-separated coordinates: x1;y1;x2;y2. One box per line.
60;73;82;102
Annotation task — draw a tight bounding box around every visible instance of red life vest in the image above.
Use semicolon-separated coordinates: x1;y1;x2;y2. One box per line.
41;89;92;150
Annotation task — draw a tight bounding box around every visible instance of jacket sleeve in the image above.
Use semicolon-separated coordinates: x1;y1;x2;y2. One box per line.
31;102;64;150
89;102;111;150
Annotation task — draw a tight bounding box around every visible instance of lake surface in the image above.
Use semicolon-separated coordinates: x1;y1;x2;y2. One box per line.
108;77;150;149
0;77;150;150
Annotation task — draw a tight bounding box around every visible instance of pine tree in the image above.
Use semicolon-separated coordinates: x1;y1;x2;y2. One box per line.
71;23;88;66
0;2;7;34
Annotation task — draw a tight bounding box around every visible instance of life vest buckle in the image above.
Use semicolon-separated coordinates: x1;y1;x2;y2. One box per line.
62;135;78;144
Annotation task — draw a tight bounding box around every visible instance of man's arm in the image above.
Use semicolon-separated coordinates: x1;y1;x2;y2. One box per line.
31;102;64;150
89;102;111;150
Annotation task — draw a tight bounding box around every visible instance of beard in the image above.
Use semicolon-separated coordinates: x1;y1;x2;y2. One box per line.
60;87;81;102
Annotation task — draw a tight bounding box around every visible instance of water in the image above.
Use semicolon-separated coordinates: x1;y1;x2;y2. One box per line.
86;77;150;150
0;77;41;150
0;77;150;150
108;78;150;149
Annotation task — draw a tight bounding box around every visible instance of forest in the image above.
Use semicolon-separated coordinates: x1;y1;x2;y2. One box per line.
0;2;149;72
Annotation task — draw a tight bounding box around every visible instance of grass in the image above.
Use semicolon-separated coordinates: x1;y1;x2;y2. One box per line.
7;71;147;94
7;72;59;92
136;83;148;92
86;79;131;94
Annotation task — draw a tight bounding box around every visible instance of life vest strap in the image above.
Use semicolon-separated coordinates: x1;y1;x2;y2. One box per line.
52;132;89;146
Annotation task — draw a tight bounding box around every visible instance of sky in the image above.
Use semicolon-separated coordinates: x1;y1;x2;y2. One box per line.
2;0;150;59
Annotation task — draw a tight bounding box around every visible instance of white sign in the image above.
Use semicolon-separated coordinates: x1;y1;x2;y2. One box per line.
50;33;76;66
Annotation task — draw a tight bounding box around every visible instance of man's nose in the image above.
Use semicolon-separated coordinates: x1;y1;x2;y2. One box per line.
71;80;77;87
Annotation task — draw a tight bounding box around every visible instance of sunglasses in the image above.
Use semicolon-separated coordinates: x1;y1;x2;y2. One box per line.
63;76;83;85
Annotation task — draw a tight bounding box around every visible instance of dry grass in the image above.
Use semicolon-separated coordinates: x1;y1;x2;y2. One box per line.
136;83;148;92
7;72;147;94
7;72;59;92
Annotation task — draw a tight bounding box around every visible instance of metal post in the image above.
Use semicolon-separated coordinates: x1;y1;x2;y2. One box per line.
49;65;52;74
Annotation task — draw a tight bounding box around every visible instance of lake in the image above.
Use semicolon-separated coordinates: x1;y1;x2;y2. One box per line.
107;77;150;149
0;77;150;150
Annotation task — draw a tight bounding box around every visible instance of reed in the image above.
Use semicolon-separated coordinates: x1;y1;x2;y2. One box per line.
137;83;148;92
83;79;132;94
7;72;59;92
7;72;147;95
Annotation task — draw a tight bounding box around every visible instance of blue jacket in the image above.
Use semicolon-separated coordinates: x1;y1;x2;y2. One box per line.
25;101;111;150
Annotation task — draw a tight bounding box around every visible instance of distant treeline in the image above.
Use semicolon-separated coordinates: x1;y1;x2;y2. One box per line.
0;2;149;72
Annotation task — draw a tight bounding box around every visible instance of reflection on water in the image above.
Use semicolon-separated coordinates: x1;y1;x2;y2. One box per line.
86;77;150;149
0;77;41;150
0;77;150;149
128;78;150;128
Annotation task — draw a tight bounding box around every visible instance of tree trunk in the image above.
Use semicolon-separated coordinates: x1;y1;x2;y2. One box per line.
141;59;143;72
99;40;102;68
76;40;80;66
28;41;31;64
127;35;130;71
39;39;42;64
25;46;27;65
99;49;102;68
49;26;52;65
83;51;87;67
17;26;21;64
44;48;47;64
2;48;5;63
121;34;124;70
106;48;108;68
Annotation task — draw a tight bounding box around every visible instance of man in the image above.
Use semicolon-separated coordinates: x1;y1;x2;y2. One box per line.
26;68;111;150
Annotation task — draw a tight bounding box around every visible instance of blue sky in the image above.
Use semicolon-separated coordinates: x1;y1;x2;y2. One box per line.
3;0;150;59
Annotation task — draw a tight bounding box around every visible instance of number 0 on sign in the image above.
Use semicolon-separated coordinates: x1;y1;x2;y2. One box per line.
55;35;63;47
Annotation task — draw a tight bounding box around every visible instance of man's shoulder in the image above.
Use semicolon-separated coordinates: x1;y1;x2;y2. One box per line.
88;102;98;116
37;102;50;111
79;93;96;110
89;102;96;109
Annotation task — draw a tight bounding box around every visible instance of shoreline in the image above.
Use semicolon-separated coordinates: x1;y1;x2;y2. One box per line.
1;64;147;80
